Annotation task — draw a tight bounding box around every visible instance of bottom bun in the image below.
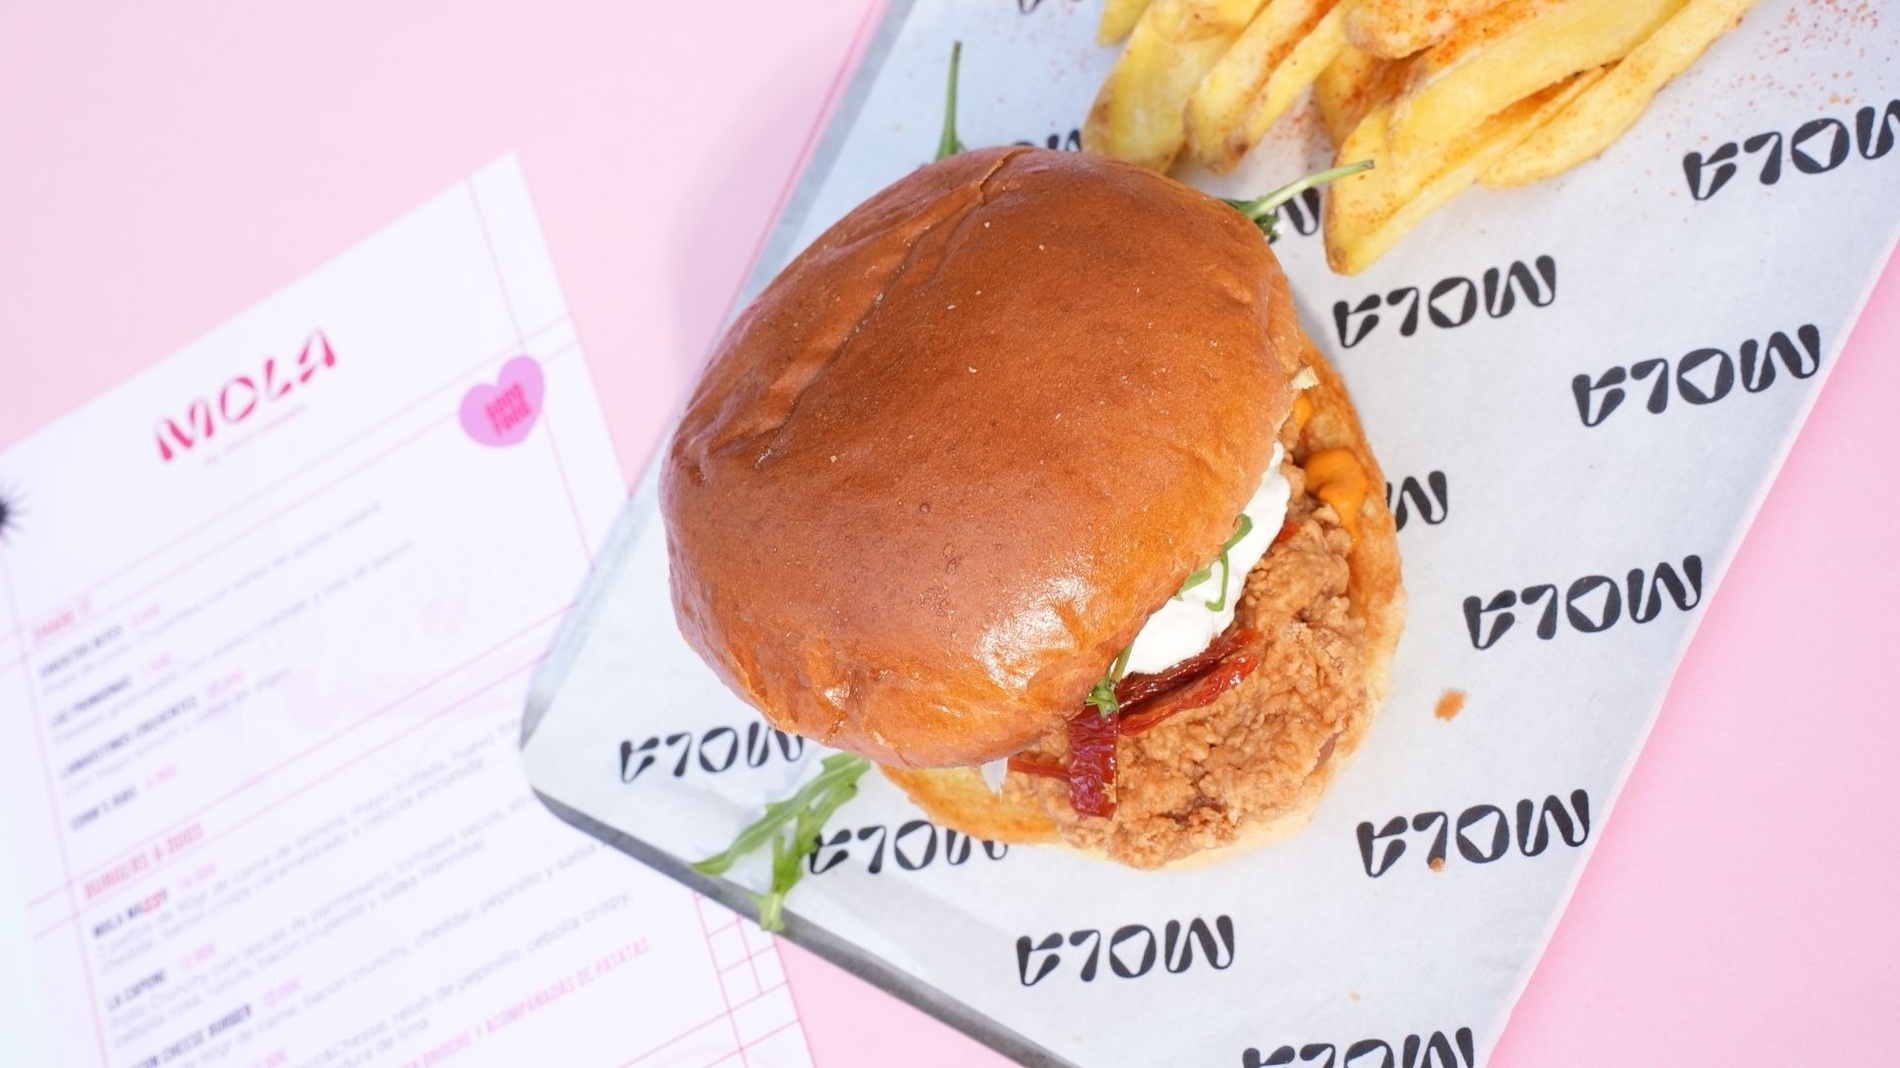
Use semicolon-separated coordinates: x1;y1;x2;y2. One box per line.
880;267;1403;869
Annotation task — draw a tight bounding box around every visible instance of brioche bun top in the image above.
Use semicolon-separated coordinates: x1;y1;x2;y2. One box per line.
661;146;1296;767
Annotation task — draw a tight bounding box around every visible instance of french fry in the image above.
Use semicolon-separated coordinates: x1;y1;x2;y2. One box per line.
1343;0;1509;59
1315;44;1392;148
1231;4;1352;168
1086;0;1743;269
1386;0;1686;166
1099;0;1158;44
1185;0;1340;172
1325;68;1606;274
1480;0;1759;187
1083;0;1270;171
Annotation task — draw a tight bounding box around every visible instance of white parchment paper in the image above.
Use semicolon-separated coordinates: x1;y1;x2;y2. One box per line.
522;3;1900;1064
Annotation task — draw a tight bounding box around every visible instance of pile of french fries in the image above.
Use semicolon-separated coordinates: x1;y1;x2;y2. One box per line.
1085;0;1759;273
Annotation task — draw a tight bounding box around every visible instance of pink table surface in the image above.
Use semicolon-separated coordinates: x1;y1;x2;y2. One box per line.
3;3;1895;1064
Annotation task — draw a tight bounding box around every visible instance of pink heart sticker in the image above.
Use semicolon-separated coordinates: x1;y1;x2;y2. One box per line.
459;355;545;448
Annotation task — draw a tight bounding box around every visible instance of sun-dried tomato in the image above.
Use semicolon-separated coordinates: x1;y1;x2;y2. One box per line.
1112;629;1260;711
1006;629;1266;817
1065;709;1119;818
1006;752;1067;781
1119;647;1262;736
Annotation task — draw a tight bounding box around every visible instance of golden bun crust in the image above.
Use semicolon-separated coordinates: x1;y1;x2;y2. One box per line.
663;147;1295;769
881;259;1403;864
880;763;1063;846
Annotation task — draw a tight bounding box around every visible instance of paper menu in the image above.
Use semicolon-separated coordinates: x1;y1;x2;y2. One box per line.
0;158;812;1068
0;808;54;1065
519;2;1900;1066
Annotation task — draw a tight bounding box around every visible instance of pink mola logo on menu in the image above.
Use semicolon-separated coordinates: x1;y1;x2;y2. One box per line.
153;330;338;463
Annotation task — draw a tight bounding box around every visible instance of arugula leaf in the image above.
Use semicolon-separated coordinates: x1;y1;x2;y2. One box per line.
936;42;966;162
1222;160;1373;242
692;752;871;932
1202;513;1254;612
1176;563;1214;598
1176;513;1254;610
1085;645;1133;717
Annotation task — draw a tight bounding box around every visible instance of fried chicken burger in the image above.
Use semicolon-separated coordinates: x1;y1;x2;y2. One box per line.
662;146;1403;869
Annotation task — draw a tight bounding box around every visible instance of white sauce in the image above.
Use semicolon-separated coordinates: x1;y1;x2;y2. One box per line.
979;757;1010;793
1123;443;1289;676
